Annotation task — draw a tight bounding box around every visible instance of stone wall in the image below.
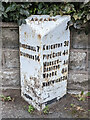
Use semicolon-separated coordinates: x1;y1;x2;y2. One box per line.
68;28;89;94
0;22;89;94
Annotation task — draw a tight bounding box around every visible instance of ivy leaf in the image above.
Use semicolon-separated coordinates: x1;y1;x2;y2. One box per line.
49;10;53;17
59;10;63;16
5;3;16;13
18;19;22;26
0;4;5;12
33;8;37;14
21;4;30;9
73;13;78;20
37;10;42;14
87;14;90;20
38;3;43;9
22;19;26;24
18;19;26;26
30;10;32;14
0;11;2;17
64;5;71;13
77;12;83;20
20;9;30;17
3;12;8;18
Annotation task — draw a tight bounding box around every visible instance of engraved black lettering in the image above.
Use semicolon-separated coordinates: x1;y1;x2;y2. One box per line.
43;45;45;50
37;46;40;52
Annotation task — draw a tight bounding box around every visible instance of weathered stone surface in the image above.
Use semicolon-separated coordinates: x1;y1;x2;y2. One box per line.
67;71;88;93
2;49;20;69
0;31;2;70
0;68;20;87
88;50;90;60
0;22;18;28
69;50;87;70
68;90;88;94
67;82;88;91
88;50;90;72
68;71;88;83
88;33;90;49
71;29;88;49
2;28;19;49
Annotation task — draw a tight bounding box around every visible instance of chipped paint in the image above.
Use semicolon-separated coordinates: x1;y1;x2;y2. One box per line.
19;15;70;111
38;34;41;40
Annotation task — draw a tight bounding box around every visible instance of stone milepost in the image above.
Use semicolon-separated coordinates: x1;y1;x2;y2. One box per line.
19;15;70;111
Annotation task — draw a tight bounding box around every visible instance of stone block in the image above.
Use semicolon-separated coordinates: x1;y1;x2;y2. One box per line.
68;71;88;83
68;90;88;95
2;28;19;49
69;50;87;70
0;68;20;87
2;49;20;69
67;71;88;94
71;29;88;49
88;50;90;60
67;82;88;91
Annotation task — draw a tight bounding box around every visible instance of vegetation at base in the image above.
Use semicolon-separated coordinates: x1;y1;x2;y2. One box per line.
0;95;13;101
43;105;49;114
0;2;90;33
28;105;35;113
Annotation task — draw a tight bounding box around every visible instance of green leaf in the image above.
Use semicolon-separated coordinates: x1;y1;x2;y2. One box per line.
70;104;74;107
86;92;90;97
30;10;32;14
87;14;90;20
59;10;63;16
22;19;26;24
33;8;37;14
43;105;49;114
28;105;35;113
5;3;16;13
37;10;42;15
0;11;2;17
0;95;5;98
17;19;22;26
0;4;5;12
49;10;53;17
38;3;43;9
73;13;78;20
80;91;84;96
3;12;8;18
78;97;85;101
18;19;26;26
20;9;29;17
64;5;71;13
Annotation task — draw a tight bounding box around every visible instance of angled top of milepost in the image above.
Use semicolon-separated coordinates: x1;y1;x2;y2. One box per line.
21;15;70;38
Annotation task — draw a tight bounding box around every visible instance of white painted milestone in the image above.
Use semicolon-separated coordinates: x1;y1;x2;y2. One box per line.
19;15;70;111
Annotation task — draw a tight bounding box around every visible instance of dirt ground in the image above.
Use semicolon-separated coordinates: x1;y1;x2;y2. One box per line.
0;89;89;119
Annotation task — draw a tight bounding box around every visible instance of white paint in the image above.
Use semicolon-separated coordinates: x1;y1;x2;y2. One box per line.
19;15;70;111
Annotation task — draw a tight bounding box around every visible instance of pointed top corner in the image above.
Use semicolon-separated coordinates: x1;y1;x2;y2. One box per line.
25;15;70;37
